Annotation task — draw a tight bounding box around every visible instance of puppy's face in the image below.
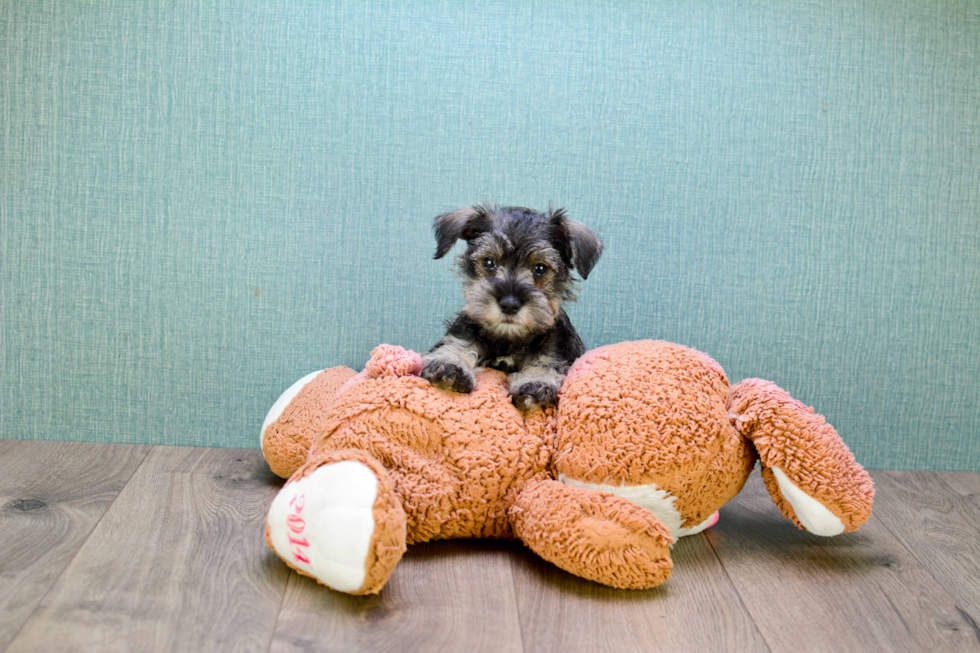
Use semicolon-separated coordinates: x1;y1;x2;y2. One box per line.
433;205;603;340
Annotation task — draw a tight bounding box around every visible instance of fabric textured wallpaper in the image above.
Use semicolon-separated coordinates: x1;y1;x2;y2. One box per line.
1;1;978;470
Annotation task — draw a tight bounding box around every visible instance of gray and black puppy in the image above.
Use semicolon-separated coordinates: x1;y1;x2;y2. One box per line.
421;203;603;410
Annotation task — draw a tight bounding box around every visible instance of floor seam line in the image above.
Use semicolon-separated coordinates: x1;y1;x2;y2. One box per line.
265;571;297;653
2;443;155;650
870;473;980;631
702;529;775;653
929;471;980;531
507;550;528;653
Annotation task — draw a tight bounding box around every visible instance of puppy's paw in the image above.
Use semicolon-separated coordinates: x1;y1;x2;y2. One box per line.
421;361;475;394
512;381;559;411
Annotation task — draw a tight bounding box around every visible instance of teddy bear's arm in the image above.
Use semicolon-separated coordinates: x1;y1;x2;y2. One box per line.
729;379;875;534
509;479;674;589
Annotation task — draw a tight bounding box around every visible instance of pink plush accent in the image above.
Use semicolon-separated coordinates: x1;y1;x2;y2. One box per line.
366;344;423;379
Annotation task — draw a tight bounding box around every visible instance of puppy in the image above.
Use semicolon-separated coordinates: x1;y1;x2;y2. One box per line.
421;203;603;410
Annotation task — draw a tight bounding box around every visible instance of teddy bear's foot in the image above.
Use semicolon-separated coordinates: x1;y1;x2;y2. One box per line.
761;466;847;535
729;379;874;535
261;366;358;478
266;449;407;595
510;479;674;589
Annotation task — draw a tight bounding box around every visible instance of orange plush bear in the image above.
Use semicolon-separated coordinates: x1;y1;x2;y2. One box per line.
261;341;873;594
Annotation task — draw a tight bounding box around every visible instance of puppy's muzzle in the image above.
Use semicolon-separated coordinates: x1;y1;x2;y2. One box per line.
498;295;522;316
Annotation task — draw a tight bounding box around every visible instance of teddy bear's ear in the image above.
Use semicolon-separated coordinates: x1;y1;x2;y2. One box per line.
433;204;495;259
366;344;423;378
550;207;604;280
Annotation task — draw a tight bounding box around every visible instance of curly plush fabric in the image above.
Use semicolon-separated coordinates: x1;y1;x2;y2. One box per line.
510;479;673;589
262;341;874;594
729;379;875;531
265;448;408;595
312;362;551;543
262;366;357;478
555;341;756;531
366;344;423;379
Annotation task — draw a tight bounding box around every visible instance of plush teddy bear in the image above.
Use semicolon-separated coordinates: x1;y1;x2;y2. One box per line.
260;340;874;594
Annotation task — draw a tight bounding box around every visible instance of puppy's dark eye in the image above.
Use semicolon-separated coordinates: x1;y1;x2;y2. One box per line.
482;258;497;271
533;263;548;277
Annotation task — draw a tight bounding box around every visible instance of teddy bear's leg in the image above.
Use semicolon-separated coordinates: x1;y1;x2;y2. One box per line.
265;449;407;595
509;479;674;589
261;366;358;478
729;379;874;535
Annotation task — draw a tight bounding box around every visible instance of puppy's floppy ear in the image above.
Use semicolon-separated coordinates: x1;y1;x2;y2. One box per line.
432;205;493;259
550;207;604;279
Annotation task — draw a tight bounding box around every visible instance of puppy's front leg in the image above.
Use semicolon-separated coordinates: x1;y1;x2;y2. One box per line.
509;359;567;411
421;335;482;394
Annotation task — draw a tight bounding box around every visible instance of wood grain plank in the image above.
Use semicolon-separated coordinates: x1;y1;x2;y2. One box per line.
6;445;290;653
933;471;980;517
0;439;151;650
708;469;979;652
270;539;525;653
871;471;980;642
510;523;770;653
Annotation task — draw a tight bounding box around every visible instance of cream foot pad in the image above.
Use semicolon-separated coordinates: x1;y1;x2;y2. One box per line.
771;466;846;536
267;461;379;591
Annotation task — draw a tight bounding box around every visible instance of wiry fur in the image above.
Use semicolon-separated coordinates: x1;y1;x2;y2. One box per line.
422;204;603;410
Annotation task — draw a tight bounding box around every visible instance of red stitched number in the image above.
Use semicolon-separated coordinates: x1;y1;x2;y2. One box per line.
287;493;311;564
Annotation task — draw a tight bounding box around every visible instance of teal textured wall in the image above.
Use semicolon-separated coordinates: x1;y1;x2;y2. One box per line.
2;1;978;470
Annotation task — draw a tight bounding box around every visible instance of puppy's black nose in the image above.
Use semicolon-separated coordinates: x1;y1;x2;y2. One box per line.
498;295;521;315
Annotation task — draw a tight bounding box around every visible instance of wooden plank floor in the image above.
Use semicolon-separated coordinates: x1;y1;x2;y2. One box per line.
1;440;979;653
